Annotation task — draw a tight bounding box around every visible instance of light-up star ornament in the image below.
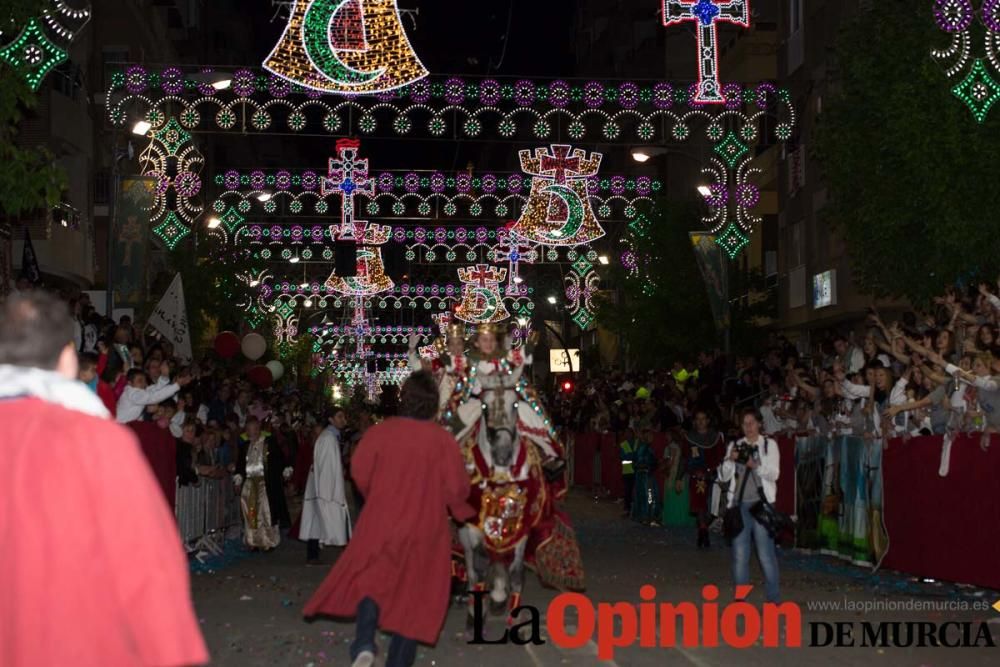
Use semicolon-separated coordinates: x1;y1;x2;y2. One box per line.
662;0;750;104
263;0;429;94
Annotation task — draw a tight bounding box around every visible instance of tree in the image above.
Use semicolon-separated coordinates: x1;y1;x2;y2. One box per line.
153;238;266;350
0;1;66;217
595;198;718;367
814;1;1000;304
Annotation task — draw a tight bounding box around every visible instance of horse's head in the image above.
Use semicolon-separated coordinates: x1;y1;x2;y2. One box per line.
487;423;517;468
481;384;519;469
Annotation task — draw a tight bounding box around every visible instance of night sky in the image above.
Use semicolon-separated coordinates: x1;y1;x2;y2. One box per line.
240;1;581;175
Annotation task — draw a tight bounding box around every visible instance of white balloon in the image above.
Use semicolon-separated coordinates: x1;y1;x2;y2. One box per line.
266;359;284;381
241;333;267;361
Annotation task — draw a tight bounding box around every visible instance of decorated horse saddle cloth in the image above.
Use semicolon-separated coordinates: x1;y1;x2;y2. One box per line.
464;440;548;557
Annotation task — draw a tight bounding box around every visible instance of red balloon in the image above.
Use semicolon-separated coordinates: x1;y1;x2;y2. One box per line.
214;331;240;359
247;365;273;388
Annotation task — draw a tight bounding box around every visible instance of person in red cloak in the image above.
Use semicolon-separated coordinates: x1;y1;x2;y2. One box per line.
303;370;473;667
0;291;208;667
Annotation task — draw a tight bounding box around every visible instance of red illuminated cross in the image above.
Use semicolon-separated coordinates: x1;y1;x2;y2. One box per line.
539;145;582;184
467;264;498;287
662;0;751;104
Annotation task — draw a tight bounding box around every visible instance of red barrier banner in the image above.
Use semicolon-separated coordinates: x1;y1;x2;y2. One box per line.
881;433;1000;590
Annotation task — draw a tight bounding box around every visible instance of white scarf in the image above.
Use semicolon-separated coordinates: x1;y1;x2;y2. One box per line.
0;364;110;419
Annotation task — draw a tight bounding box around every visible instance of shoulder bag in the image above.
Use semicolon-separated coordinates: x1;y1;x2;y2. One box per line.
722;466;751;543
748;446;795;538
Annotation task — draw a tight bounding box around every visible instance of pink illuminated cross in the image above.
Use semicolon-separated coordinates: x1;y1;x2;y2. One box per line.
662;0;751;104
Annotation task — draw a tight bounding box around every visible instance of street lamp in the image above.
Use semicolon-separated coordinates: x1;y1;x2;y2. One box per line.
190;70;232;91
697;185;713;198
598;255;610;265
207;216;221;229
256;191;273;202
631;146;667;163
547;295;557;304
131;120;151;135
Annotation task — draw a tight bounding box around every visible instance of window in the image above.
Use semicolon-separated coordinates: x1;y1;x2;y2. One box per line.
789;0;803;35
102;47;129;89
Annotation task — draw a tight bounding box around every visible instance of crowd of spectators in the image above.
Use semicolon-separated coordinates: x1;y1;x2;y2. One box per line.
551;279;1000;449
3;282;384;525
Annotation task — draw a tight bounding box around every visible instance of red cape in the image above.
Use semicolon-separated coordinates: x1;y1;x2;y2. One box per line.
0;398;208;666
129;420;178;510
303;418;473;645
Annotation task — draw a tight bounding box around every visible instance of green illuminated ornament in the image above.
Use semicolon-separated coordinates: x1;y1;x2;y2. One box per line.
715;222;750;259
713;130;749;169
153;212;191;250
628;213;651;238
153;117;191;156
219;205;245;233
571;255;593;277
0;18;68;91
951;59;1000;123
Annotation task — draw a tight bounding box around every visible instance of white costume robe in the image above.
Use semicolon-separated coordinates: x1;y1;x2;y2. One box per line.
300;426;352;545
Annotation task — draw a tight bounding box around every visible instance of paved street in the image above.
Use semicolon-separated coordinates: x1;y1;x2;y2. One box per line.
192;492;999;666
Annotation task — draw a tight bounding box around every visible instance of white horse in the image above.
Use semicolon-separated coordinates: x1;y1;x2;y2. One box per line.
457;377;531;629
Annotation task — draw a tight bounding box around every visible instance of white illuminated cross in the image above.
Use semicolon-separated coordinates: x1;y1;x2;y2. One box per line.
663;0;751;104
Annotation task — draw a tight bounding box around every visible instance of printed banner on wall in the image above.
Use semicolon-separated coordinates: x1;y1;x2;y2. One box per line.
689;232;730;330
794;435;886;568
112;178;155;308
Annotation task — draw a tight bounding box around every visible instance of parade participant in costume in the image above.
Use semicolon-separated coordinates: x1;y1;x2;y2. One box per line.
300;408;352;563
631;427;661;525
618;428;638;517
304;372;473;667
447;322;585;593
686;410;726;548
234;416;283;550
408;322;469;414
0;292;208;666
660;432;695;528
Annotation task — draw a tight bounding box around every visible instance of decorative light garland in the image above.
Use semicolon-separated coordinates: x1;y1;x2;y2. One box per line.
138;116;204;249
564;256;600;330
263;0;428;95
932;0;1000;122
105;68;796;144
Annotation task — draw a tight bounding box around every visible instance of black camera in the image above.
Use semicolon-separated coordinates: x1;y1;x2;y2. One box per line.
733;442;756;465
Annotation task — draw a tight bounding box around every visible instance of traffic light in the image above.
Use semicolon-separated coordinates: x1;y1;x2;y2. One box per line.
561;380;573;393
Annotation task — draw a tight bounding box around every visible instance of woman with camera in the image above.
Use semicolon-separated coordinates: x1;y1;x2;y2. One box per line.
717;408;782;603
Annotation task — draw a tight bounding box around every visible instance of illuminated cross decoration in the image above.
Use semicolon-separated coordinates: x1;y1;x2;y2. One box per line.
466;264;500;288
494;230;537;296
539;144;582;219
349;296;371;356
662;0;751;104
321;138;375;241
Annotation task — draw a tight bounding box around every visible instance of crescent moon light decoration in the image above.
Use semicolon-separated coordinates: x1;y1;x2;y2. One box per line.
263;0;428;94
512;144;605;247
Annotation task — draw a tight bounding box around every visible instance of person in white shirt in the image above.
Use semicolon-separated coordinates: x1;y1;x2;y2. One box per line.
717;409;781;604
116;368;189;424
834;335;866;375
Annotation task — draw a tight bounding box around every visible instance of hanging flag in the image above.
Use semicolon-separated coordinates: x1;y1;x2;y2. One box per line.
689;232;730;330
147;273;193;363
20;227;41;284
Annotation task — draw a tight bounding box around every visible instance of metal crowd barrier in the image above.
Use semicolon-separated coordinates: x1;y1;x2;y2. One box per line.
174;476;241;559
